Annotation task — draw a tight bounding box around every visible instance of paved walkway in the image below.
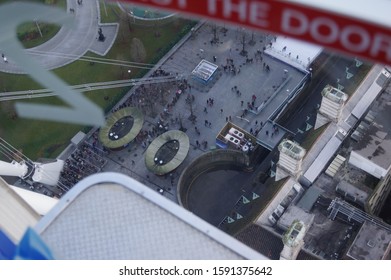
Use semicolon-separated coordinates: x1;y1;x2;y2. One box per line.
0;0;118;74
162;25;306;151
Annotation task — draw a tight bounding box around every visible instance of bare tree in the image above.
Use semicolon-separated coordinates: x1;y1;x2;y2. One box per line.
186;95;197;123
1;101;17;120
118;11;132;43
130;38;147;62
240;32;247;56
211;24;219;44
177;113;186;132
249;31;256;46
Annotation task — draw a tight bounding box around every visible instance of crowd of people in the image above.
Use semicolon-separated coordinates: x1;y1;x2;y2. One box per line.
59;143;107;189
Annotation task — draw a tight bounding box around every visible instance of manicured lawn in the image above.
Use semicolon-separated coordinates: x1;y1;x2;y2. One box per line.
0;2;196;160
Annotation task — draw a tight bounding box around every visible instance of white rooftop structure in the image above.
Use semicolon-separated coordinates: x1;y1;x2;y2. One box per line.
70;131;86;146
35;173;267;260
280;221;306;260
351;76;383;120
315;85;348;129
32;159;64;186
264;36;323;72
321;85;348;104
0;159;64;186
303;131;343;184
191;59;218;83
279;140;306;160
10;185;58;216
0;160;28;178
0;177;40;243
276;140;306;181
277;205;314;231
283;221;306;246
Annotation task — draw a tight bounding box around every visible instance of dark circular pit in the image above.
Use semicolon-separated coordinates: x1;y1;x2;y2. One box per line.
145;130;189;175
154;140;180;166
108;116;134;140
99;107;144;150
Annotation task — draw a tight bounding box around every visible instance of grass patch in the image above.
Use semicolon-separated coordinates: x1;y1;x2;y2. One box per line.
18;22;62;49
343;62;373;96
0;3;196;160
99;1;122;24
0;0;66;49
0;109;84;159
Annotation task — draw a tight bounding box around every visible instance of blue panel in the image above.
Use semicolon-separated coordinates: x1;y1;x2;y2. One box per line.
13;228;55;260
215;139;227;149
0;230;16;260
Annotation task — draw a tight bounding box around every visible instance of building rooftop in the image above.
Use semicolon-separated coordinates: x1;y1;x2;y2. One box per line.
321;85;348;103
347;221;391;260
279;140;306;160
283;221;306;247
335;180;369;207
350;80;391;172
301;66;387;186
277;205;314;231
351;70;386;119
0;177;39;243
303;204;355;260
9;185;58;216
236;223;320;260
264;36;322;72
296;186;323;213
235;224;284;260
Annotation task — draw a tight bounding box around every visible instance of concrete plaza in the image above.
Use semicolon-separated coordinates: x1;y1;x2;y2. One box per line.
97;21;309;203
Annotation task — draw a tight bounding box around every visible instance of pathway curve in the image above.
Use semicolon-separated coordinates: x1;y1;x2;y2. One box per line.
0;0;118;74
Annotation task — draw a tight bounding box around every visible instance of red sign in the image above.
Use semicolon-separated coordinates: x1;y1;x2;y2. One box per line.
117;0;391;64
